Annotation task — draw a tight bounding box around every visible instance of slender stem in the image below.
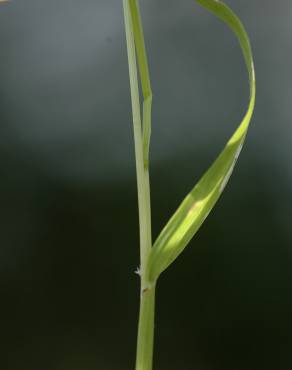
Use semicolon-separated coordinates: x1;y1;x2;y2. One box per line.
123;0;152;279
123;1;155;370
135;285;156;370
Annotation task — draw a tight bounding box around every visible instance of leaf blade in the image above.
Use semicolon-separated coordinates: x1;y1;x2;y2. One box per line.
147;0;256;282
128;0;153;169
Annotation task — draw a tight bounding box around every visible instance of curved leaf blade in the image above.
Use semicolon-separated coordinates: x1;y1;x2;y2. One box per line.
148;0;256;282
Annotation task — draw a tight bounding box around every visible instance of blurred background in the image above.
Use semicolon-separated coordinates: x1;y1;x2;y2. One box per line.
0;0;292;369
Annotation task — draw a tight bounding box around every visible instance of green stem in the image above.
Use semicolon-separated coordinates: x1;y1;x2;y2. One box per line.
135;284;156;370
123;1;155;369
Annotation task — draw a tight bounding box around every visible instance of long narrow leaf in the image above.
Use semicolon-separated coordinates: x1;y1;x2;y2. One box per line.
128;0;153;169
148;0;256;282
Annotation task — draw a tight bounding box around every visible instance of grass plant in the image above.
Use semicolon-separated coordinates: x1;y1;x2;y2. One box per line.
123;1;256;370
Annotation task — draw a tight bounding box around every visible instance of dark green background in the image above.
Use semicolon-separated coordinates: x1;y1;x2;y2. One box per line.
1;1;292;369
